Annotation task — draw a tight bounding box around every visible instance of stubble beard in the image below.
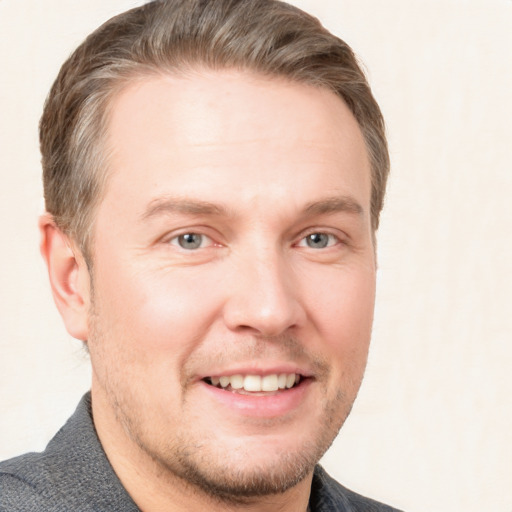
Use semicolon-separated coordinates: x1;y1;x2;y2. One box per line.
121;386;353;505
87;297;362;504
161;392;352;504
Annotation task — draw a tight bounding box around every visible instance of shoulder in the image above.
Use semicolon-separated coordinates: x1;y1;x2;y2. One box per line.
311;466;404;512
0;399;90;511
0;451;58;512
0;394;139;512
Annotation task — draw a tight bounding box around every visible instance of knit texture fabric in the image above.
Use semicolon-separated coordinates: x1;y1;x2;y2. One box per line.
0;393;403;511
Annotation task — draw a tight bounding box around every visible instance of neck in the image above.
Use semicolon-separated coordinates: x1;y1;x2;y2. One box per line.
124;466;313;512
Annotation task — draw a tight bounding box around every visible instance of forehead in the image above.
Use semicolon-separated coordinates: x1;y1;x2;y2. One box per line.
100;69;371;220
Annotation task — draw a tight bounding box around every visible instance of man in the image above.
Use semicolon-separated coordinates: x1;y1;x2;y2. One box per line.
0;1;401;511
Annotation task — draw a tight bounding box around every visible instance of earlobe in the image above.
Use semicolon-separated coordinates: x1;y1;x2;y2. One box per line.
39;214;91;341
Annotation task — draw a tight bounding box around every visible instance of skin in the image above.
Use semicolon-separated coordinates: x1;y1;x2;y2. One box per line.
41;70;376;512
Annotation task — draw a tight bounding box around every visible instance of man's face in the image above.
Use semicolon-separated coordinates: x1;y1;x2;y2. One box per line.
86;70;376;498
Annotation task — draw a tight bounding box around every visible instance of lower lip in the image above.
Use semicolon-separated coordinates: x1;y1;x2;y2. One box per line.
198;379;312;418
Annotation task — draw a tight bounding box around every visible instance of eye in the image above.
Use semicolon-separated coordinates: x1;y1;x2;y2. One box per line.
299;232;339;249
170;233;212;250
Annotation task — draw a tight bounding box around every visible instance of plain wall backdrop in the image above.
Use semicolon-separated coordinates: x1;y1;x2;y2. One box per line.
0;1;511;511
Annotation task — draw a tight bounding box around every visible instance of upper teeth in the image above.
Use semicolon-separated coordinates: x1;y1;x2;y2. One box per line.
209;373;300;392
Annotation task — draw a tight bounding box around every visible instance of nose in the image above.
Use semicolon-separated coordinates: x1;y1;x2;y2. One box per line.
222;248;306;337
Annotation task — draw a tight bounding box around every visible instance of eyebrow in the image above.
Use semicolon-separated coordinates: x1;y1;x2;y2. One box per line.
142;197;229;221
303;196;364;217
141;195;364;221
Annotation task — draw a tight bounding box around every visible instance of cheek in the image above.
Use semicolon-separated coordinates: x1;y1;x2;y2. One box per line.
87;263;225;411
307;265;376;364
91;260;224;356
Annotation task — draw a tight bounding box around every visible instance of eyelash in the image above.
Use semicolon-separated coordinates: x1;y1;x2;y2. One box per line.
296;232;342;250
169;232;214;250
166;230;343;252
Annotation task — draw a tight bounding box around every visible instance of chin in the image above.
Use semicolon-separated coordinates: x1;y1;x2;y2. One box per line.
166;442;319;502
145;404;348;502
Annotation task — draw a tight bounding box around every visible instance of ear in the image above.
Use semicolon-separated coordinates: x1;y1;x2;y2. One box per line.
39;214;91;341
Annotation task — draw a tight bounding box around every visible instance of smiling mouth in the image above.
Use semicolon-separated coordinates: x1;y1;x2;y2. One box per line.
203;373;302;394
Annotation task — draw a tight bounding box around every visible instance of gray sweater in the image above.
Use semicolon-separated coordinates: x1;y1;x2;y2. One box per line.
0;393;402;511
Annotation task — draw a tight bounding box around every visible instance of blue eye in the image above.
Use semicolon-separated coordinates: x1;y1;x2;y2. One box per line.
172;233;207;250
301;233;337;249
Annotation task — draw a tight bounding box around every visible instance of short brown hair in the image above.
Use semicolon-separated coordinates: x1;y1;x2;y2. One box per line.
40;0;389;260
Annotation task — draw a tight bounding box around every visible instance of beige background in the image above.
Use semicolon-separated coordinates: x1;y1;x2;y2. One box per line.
1;1;511;511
